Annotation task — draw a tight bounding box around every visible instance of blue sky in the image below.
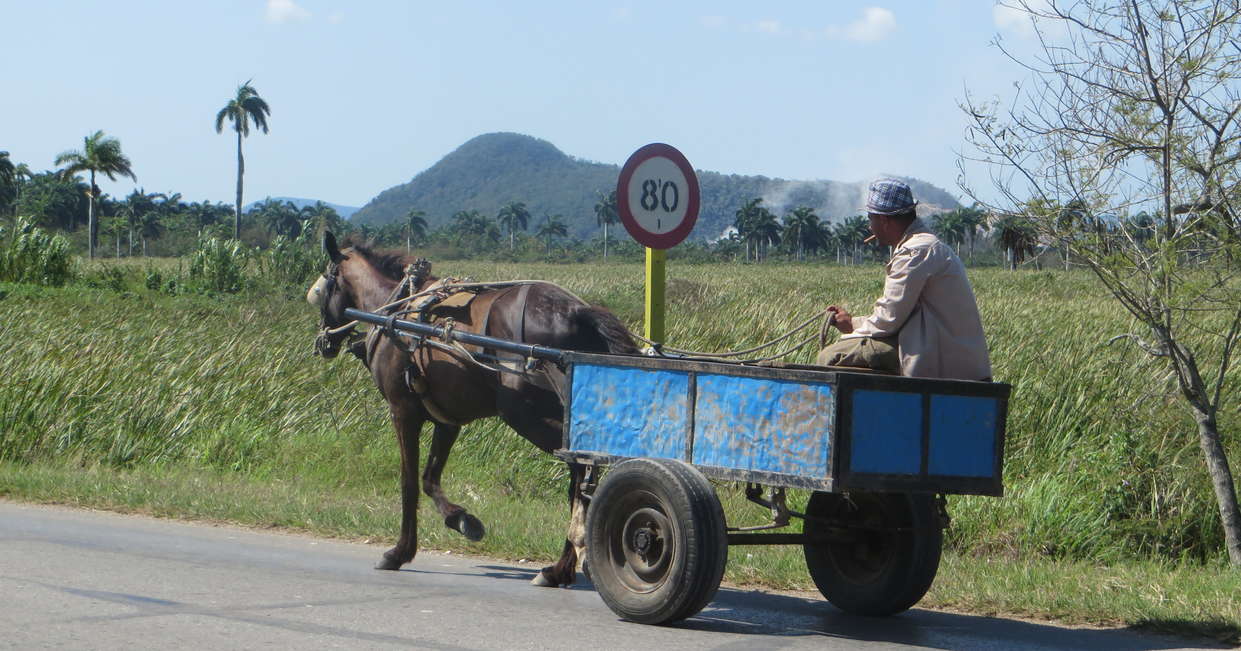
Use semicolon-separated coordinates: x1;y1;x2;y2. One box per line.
2;1;1045;209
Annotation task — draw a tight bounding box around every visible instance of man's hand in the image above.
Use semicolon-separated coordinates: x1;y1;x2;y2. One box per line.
827;305;854;334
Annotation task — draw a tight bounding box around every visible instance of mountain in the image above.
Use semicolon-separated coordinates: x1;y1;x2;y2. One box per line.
245;197;360;220
350;132;962;240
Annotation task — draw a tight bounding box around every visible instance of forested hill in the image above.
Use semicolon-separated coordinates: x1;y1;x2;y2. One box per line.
351;132;962;240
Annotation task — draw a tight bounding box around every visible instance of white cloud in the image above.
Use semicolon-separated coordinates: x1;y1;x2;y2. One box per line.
266;0;310;24
994;1;1055;39
755;19;781;35
827;7;896;42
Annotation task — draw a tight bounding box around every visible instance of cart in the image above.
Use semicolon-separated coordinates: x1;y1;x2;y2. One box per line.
343;307;1010;625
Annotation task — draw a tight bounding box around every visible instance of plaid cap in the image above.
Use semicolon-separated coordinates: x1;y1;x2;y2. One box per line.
866;178;918;216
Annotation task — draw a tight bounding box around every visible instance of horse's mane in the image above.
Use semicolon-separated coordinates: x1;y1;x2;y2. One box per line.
346;242;410;280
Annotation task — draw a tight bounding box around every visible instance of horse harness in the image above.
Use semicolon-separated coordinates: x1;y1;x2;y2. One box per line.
361;265;552;426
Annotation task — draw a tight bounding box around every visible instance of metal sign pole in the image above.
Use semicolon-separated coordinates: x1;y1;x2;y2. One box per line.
644;247;666;342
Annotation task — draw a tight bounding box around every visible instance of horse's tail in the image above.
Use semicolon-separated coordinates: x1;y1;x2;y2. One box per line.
570;305;639;355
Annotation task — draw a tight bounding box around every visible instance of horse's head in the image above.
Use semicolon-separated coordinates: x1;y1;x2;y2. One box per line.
308;231;437;360
307;231;359;359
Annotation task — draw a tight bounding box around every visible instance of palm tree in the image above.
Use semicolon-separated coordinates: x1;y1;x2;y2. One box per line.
496;201;530;251
215;80;271;240
594;190;618;259
536;214;568;253
0;152;14;216
139;192;178;257
404;208;427;252
734;198;763;261
123;189;160;257
837;215;870;264
993;214;1038;270
301;202;344;239
748;204;781;262
54;130;137;259
256;198;301;238
783;206;821;261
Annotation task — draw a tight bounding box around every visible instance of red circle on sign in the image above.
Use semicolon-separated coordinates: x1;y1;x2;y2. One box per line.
616;143;700;250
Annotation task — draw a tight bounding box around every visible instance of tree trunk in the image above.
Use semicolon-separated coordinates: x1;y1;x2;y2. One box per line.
603;222;608;260
1193;407;1241;565
87;171;97;259
235;130;244;240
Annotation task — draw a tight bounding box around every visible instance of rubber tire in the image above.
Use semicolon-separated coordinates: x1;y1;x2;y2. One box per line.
586;459;728;625
802;491;942;616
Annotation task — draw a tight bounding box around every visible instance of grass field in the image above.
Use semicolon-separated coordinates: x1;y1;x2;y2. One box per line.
1;259;1238;642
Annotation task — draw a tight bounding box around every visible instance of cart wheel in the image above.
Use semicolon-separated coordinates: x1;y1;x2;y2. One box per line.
802;491;942;616
586;458;727;625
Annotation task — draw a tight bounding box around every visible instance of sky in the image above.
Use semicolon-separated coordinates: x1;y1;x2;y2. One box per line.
2;1;1048;210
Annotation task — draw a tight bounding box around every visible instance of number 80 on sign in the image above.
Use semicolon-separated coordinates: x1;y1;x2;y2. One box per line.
617;143;700;250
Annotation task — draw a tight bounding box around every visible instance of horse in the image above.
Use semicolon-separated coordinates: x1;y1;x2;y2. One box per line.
307;231;637;586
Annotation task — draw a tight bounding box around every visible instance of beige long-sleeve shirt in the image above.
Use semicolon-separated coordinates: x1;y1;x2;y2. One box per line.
846;218;992;381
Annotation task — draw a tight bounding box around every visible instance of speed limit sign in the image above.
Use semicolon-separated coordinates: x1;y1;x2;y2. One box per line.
617;143;700;250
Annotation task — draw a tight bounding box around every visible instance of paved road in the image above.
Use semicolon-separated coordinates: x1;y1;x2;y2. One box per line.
0;501;1222;650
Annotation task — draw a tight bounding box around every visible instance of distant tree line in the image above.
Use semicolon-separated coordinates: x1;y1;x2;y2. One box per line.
0;152;1092;268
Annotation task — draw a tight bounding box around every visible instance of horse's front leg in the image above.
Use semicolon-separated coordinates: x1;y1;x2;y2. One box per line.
377;398;424;571
532;462;588;587
423;422;485;541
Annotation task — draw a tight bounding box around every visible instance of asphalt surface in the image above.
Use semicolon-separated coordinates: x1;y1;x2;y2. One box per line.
0;500;1226;650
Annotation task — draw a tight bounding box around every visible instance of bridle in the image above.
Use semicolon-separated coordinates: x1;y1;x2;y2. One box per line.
311;260;364;358
310;255;435;361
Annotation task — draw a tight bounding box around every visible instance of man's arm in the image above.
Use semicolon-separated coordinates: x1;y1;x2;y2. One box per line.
850;246;937;338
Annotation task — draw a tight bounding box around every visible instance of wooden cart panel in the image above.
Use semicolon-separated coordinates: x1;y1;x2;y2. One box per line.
561;353;1009;496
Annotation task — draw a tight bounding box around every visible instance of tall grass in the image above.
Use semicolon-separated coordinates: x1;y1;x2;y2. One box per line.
0;261;1237;565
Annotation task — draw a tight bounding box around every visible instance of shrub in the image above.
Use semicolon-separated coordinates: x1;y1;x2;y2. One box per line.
258;230;323;289
187;236;248;294
0;218;73;286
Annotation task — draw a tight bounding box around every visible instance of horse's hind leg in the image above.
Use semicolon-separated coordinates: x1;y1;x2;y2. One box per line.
424;422;485;541
531;461;589;588
377;398;424;571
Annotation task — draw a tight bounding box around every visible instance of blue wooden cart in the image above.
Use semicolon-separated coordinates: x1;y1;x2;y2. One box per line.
343;307;1010;625
556;352;1009;624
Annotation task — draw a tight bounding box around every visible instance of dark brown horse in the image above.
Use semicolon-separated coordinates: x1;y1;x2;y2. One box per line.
308;232;636;586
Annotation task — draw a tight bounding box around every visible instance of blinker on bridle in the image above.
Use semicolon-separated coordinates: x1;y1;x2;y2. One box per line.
311;261;364;358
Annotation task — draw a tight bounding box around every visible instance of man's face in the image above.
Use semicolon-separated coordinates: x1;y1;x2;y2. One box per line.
867;214;900;247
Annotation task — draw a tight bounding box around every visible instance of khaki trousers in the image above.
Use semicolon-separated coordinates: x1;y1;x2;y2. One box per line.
816;336;899;373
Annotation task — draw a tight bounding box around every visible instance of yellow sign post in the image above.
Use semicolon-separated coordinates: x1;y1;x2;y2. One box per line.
644;248;666;342
617;143;699;346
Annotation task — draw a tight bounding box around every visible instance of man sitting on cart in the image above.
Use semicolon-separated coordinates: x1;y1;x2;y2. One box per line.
819;178;991;382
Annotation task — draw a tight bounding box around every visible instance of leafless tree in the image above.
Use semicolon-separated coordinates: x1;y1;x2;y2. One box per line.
961;0;1241;564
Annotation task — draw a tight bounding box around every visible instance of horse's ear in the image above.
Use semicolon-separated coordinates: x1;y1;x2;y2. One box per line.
323;231;344;263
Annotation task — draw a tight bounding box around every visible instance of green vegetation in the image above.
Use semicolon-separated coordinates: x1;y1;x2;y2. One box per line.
0;219;71;285
964;0;1241;563
0;259;1237;640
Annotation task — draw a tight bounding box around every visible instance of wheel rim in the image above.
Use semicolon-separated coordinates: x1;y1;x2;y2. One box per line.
605;490;677;593
821;494;899;584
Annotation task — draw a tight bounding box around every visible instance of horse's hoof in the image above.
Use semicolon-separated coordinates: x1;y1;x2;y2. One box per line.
530;570;556;587
446;512;486;542
375;552;406;571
